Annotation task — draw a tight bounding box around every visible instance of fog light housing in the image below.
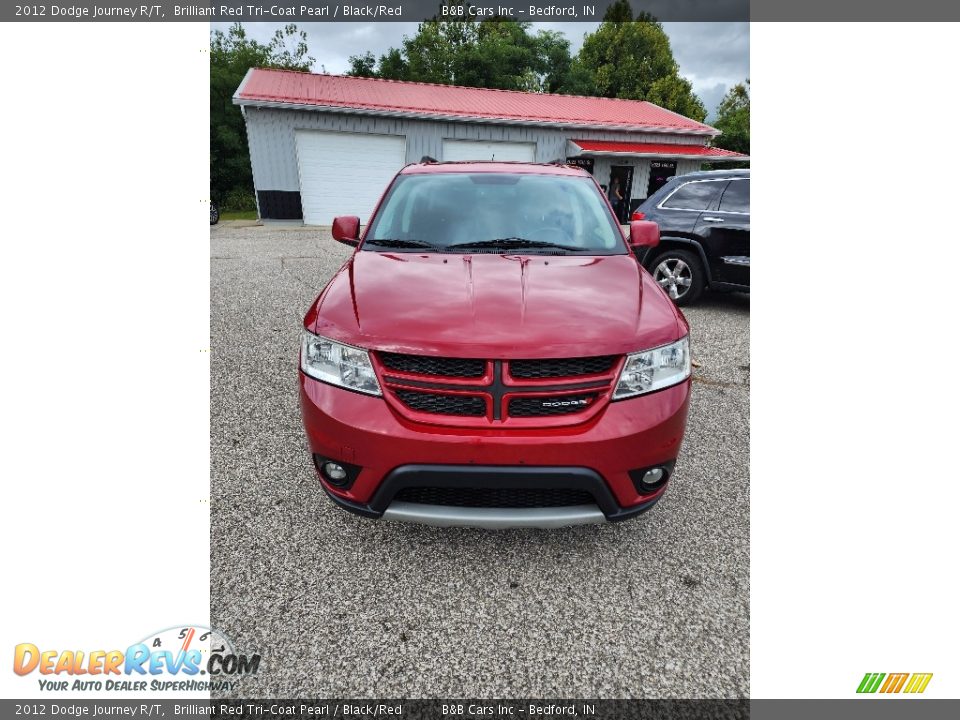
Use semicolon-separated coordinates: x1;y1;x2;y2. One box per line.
312;454;361;489
628;460;676;494
643;468;664;485
323;462;347;483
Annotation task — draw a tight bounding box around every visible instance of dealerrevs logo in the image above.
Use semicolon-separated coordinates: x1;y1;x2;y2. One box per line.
13;625;260;693
856;672;933;694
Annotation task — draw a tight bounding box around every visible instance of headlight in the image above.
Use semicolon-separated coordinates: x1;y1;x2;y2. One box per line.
300;331;381;396
613;336;690;400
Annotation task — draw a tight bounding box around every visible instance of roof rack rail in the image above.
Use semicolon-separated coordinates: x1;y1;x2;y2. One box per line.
420;155;438;163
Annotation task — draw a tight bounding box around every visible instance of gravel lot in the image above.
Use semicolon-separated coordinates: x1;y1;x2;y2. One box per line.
211;223;749;698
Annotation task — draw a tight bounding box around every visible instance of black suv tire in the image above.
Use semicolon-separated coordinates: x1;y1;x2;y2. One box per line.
649;248;706;306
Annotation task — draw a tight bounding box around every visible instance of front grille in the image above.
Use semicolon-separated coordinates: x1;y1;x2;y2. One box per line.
394;486;595;508
380;352;485;378
509;356;616;379
381;353;619;423
508;394;598;417
394;389;486;417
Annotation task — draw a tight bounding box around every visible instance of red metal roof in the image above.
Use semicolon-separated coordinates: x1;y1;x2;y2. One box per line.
572;140;747;158
235;68;718;135
401;162;588;176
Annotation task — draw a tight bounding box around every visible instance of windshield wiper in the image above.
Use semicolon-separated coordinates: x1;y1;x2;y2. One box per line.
445;237;579;252
364;238;438;249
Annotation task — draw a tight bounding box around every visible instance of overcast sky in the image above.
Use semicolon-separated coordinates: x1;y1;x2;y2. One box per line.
211;22;748;121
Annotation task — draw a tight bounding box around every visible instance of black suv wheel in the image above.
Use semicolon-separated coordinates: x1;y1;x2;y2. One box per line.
649;249;705;306
210;202;220;226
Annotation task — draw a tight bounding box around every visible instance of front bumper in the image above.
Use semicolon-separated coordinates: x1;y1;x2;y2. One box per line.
317;464;665;528
382;503;606;529
300;373;690;527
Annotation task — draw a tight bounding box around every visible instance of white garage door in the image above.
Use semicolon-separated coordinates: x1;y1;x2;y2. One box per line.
442;139;537;162
295;130;406;226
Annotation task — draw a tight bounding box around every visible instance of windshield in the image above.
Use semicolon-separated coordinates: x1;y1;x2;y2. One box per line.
363;173;626;254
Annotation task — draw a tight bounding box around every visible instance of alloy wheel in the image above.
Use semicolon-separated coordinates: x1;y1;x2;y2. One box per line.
654;258;693;300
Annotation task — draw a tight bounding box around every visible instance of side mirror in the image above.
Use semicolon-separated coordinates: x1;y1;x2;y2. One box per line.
332;216;361;246
629;219;660;249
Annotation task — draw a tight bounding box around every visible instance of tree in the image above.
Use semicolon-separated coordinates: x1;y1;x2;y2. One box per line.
346;7;575;93
342;3;706;117
402;18;478;85
713;80;750;156
564;5;706;121
210;23;313;208
347;51;377;78
377;48;409;81
646;75;706;122
531;29;572;93
455;19;559;90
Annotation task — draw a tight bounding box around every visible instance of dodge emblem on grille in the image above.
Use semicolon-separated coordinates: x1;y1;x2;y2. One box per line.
541;398;590;408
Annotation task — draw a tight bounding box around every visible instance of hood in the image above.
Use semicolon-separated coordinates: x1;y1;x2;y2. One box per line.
309;251;683;358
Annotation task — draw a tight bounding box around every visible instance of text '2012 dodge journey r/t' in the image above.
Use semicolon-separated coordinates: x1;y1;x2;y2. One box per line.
299;162;691;529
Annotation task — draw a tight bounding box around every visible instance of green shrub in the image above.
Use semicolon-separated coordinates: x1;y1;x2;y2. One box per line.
220;187;257;212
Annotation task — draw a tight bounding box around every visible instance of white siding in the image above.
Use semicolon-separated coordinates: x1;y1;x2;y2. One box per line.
241;106;715;218
632;160;652;200
676;159;704;176
442;139;536;162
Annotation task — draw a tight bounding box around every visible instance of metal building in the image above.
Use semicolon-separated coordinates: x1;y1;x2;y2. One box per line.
234;68;748;225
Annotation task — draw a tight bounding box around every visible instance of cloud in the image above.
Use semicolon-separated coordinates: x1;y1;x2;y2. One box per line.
662;22;750;118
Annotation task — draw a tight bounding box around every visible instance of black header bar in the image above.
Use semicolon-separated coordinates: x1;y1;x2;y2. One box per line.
7;0;960;22
4;700;960;720
7;1;744;22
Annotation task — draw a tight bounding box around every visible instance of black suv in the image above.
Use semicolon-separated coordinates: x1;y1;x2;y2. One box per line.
634;169;749;306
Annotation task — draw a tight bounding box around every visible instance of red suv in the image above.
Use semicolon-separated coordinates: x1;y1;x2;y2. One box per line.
299;162;691;529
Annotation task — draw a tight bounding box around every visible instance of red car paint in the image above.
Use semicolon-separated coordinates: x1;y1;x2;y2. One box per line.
299;162;691;524
308;252;682;359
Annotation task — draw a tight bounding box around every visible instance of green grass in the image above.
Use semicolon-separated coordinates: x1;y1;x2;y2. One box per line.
219;210;258;221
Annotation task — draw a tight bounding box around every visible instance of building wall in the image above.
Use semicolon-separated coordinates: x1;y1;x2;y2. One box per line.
676;159;703;176
585;156;705;208
243;106;709;201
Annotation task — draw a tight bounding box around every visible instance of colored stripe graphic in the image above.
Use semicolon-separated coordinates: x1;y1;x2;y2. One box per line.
857;672;933;694
857;673;885;693
880;673;909;693
903;673;933;694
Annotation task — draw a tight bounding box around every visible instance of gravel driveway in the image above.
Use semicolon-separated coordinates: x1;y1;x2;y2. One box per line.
210;223;749;698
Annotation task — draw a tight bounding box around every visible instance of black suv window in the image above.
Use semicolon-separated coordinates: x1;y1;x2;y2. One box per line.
661;180;723;211
719;179;750;214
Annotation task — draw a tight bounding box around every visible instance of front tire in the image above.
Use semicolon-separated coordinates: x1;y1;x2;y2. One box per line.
210;203;220;226
650;249;705;306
